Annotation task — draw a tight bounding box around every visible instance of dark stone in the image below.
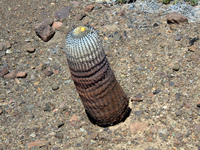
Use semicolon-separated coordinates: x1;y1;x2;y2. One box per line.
55;6;71;19
135;110;143;116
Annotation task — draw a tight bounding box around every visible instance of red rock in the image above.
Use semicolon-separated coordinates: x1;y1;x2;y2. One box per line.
35;18;55;42
70;114;78;122
75;12;86;21
167;12;188;24
148;93;154;97
4;71;17;79
16;71;27;78
70;1;80;6
28;141;47;148
85;4;94;12
130;122;148;134
52;22;63;29
42;69;53;76
197;101;200;107
131;97;143;102
0;67;9;77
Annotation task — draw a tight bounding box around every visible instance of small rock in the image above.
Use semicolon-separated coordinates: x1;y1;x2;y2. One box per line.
175;36;182;41
52;84;59;90
52;22;63;29
42;69;53;76
0;41;11;50
130;122;148;134
0;67;9;77
150;125;160;134
28;141;47;149
55;133;64;139
176;133;183;139
55;6;71;19
191;55;199;61
170;24;177;30
26;104;35;110
197;101;200;107
70;1;80;6
158;128;168;136
57;121;65;128
167;12;188;24
35;18;55;42
36;63;47;71
85;4;94;12
169;81;175;86
43;102;55;112
135;110;143;116
152;22;159;27
175;110;183;116
113;32;121;42
173;63;180;71
70;114;78;122
188;45;197;52
4;71;17;79
25;43;35;53
75;12;86;21
16;71;27;78
194;124;200;132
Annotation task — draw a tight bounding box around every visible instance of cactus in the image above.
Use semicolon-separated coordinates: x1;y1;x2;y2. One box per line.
163;0;171;4
173;0;179;4
191;0;199;5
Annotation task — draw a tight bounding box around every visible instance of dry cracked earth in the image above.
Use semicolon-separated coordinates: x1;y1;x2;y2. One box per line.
1;0;200;149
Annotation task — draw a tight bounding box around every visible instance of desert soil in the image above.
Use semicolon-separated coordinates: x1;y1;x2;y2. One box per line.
1;0;200;149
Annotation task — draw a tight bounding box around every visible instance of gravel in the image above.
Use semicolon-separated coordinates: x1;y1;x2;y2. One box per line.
1;0;200;149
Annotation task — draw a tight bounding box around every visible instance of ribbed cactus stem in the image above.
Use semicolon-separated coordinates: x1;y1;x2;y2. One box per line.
64;26;130;127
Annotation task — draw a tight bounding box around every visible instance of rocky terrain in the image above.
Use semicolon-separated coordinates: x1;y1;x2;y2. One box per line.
1;0;200;149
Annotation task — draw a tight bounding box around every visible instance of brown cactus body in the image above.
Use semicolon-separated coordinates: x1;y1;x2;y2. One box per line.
65;26;129;127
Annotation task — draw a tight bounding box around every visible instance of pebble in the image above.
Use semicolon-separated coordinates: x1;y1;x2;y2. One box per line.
75;12;86;21
55;6;70;19
55;133;64;139
135;110;143;116
158;128;168;136
27;141;47;149
70;1;80;7
26;104;35;110
170;24;177;30
167;12;188;24
43;102;55;112
169;81;175;86
52;22;63;29
70;114;78;122
4;71;17;79
52;84;59;90
42;69;53;76
197;101;200;107
85;4;94;12
0;67;9;77
130;122;148;134
16;71;27;78
191;55;199;61
25;43;35;53
188;45;197;52
175;36;182;41
35;18;55;42
36;63;47;71
0;41;11;50
173;63;180;71
175;110;183;116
